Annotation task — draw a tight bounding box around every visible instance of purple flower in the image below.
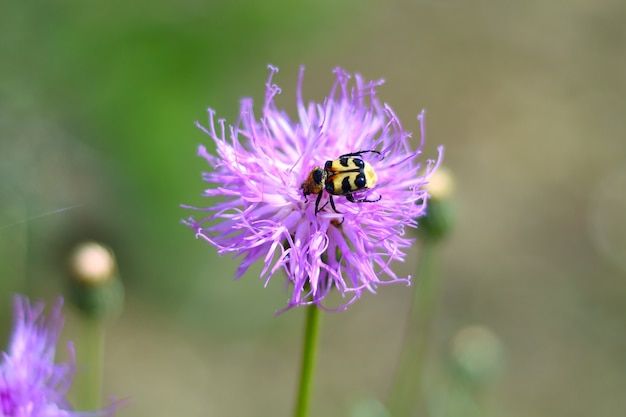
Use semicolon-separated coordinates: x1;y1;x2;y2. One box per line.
183;66;443;312
0;295;116;417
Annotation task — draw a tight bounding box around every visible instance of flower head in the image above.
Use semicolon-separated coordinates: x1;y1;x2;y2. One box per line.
183;65;443;312
0;295;116;417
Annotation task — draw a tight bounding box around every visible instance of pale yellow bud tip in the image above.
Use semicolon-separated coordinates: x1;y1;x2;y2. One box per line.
426;166;455;201
69;242;116;285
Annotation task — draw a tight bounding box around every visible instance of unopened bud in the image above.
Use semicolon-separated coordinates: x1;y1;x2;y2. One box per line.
448;325;505;385
418;167;456;242
67;241;124;319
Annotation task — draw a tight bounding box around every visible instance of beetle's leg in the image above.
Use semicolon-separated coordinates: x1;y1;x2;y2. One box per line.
328;195;341;213
347;193;382;204
314;192;324;214
358;195;382;203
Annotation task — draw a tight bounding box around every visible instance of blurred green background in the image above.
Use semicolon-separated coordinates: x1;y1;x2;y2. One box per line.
1;0;625;416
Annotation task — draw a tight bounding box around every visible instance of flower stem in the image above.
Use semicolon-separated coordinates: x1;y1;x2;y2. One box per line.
293;304;322;417
75;317;105;410
387;239;440;416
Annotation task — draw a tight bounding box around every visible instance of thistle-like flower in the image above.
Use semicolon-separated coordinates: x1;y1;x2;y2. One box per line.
183;66;443;312
0;295;117;416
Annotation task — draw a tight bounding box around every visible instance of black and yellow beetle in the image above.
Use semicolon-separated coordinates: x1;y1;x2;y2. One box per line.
301;150;382;214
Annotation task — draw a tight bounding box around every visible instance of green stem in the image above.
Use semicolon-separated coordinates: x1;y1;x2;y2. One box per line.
387;239;440;416
293;304;322;417
75;317;105;410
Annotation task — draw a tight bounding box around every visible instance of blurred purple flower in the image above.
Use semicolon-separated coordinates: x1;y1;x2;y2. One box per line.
183;65;443;312
0;295;116;417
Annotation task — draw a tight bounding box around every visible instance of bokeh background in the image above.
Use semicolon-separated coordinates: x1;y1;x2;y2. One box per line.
1;0;625;416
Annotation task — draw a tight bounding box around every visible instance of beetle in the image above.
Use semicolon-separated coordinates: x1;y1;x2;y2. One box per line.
301;150;382;214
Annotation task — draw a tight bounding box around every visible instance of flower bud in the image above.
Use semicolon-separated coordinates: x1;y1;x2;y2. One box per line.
448;325;505;386
67;241;124;319
417;167;456;242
